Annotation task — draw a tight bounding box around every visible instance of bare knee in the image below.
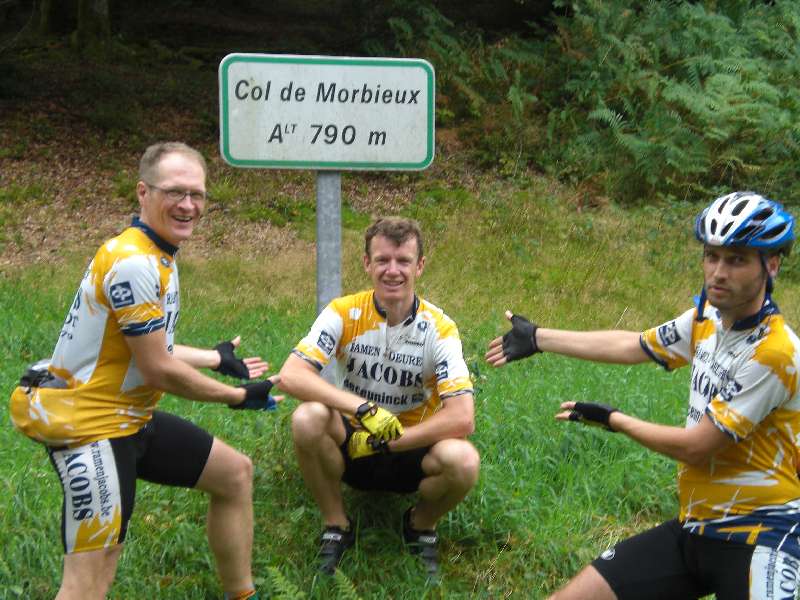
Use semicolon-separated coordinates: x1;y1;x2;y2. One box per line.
429;439;481;488
197;443;253;499
59;546;122;600
548;565;617;600
227;452;253;496
291;401;334;445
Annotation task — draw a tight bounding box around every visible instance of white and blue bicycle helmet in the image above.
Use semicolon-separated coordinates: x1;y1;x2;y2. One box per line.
695;191;794;254
694;192;795;324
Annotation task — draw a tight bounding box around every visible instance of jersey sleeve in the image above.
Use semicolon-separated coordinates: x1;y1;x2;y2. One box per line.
706;343;796;442
103;254;165;336
292;303;344;371
639;307;696;371
431;318;473;399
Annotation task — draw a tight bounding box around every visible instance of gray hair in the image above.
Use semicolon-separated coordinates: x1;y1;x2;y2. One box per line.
138;142;207;183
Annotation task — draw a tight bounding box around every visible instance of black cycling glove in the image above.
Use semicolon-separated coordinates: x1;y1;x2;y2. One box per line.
568;402;619;432
213;340;251;379
231;380;277;411
501;314;540;362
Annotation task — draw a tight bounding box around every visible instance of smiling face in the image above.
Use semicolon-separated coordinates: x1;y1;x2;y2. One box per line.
703;245;779;324
364;234;425;308
136;151;206;247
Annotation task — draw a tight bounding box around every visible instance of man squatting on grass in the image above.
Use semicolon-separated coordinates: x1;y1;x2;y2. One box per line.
487;192;800;600
279;217;480;576
9;142;280;600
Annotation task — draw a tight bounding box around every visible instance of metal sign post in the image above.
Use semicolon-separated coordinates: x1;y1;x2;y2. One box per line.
315;171;341;313
218;53;435;312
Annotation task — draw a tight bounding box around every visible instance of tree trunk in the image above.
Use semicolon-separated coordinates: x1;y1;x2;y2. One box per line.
37;0;72;36
75;0;110;48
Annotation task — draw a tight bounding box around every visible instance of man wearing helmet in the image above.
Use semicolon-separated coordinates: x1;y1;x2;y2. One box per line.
486;192;800;599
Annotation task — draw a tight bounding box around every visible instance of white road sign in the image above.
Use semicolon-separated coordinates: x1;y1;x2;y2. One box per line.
219;53;435;170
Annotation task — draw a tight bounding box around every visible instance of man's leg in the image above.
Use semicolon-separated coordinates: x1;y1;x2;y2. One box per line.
194;438;255;596
550;520;704;600
48;437;136;600
291;401;348;528
547;565;617;600
56;546;123;600
413;438;480;529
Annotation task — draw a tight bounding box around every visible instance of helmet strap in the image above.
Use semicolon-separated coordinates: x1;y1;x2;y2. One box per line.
695;287;708;321
758;251;776;295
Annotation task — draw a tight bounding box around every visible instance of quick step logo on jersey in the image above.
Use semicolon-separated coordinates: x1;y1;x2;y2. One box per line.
109;282;135;308
435;360;448;381
658;321;681;346
720;378;743;402
317;330;335;354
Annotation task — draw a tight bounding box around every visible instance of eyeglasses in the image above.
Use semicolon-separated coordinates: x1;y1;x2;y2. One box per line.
145;183;209;203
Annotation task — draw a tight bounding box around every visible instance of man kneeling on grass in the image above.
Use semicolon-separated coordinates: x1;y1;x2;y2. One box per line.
487;192;800;600
279;216;480;578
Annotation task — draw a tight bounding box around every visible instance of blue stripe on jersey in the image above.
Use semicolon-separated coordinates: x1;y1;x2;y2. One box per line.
130;217;178;256
121;318;166;337
291;349;323;371
639;335;671;370
685;502;800;559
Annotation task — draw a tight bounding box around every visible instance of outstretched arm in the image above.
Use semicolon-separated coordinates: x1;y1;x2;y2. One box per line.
173;335;270;379
127;329;280;408
486;310;649;366
556;401;732;466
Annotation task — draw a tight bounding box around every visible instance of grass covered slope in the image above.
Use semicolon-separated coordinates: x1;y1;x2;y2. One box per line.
4;177;800;598
4;24;800;598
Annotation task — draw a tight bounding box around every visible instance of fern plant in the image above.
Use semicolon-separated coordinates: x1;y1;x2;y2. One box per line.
543;0;800;203
266;566;307;600
332;569;364;600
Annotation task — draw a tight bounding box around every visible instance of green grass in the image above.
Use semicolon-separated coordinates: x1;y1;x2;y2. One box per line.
5;187;792;598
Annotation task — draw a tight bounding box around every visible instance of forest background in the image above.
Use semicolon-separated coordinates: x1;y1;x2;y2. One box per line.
1;0;800;597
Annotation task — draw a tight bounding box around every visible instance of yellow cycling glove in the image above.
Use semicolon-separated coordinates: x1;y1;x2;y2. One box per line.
347;431;388;460
355;401;404;442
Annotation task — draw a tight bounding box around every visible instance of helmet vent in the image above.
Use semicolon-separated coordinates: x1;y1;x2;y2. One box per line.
719;197;729;212
736;224;757;240
762;223;789;241
753;208;773;223
720;222;733;237
732;200;748;216
710;219;717;234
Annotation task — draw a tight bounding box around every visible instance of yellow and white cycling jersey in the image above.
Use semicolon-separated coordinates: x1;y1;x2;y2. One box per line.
10;218;179;447
293;290;473;426
641;301;800;557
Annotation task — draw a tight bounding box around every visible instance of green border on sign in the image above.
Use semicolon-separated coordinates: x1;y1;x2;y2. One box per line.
218;53;435;171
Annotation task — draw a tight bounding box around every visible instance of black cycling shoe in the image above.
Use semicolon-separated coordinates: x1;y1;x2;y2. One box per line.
402;508;439;577
318;522;354;575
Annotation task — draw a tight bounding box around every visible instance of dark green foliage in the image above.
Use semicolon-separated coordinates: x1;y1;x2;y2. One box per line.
541;0;800;203
371;1;544;173
379;0;800;203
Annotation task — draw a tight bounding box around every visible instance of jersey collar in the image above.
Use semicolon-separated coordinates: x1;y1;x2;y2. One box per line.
373;292;419;326
695;288;780;331
131;217;179;257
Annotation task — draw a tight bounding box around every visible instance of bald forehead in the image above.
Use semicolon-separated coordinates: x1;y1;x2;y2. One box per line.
152;152;205;183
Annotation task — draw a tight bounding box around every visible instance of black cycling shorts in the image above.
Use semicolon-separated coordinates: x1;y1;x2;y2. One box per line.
338;414;430;494
47;410;214;554
591;518;800;600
